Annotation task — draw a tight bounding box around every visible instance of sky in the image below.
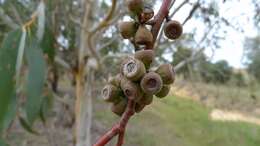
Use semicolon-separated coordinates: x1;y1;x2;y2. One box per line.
169;0;258;68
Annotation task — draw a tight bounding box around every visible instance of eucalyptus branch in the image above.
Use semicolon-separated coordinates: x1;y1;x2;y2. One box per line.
87;0;118;63
169;0;189;18
182;2;200;25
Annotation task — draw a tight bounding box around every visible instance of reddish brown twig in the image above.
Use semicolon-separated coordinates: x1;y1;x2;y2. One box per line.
94;0;172;145
150;0;172;49
94;100;135;146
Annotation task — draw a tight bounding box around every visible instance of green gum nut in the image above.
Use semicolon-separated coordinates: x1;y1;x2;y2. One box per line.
134;50;155;69
121;57;146;81
135;103;146;113
118;21;137;39
127;0;144;15
140;72;163;95
139;94;153;105
135;25;153;47
120;77;143;102
156;64;175;85
108;74;123;87
155;85;170;98
111;99;127;116
102;84;122;102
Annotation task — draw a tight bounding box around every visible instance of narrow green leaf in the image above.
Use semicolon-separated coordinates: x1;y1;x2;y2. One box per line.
0;29;21;133
18;117;39;135
0;138;9;146
40;28;55;61
25;38;46;125
1;95;16;133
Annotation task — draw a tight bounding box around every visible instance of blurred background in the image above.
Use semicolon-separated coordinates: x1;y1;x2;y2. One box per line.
0;0;260;146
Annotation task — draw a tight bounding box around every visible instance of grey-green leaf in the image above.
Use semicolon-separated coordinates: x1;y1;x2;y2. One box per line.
0;138;9;146
25;38;46;125
0;30;21;134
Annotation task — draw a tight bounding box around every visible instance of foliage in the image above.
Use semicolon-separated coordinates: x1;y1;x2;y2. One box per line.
244;36;260;82
200;60;233;84
0;30;21;134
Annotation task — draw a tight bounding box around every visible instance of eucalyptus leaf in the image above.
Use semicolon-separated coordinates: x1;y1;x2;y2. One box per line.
40;28;55;61
0;138;9;146
25;38;46;125
0;29;21;134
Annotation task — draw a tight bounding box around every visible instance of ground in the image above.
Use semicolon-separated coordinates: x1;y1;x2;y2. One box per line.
93;95;260;146
5;80;260;146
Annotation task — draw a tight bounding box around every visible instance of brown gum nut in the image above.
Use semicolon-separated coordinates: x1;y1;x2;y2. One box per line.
164;20;183;40
155;85;171;98
134;50;155;69
111;99;127;116
118;21;137;39
135;25;153;47
108;74;123;87
102;84;122;102
139;6;154;23
140;72;163;95
120;77;143;102
122;57;146;81
135;103;146;113
127;0;143;14
156;64;175;85
139;94;153;105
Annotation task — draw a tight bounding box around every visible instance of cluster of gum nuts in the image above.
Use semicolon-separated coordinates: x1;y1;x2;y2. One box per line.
101;0;183;116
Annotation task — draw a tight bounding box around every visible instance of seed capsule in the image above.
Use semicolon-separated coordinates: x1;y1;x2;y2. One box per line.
134;50;155;69
139;6;154;23
108;74;122;87
135;103;145;113
102;84;122;102
140;72;163;94
121;57;146;81
120;77;143;101
155;85;170;98
135;25;153;47
111;99;127;116
139;94;153;105
164;20;183;40
118;21;137;39
156;64;175;85
127;0;143;15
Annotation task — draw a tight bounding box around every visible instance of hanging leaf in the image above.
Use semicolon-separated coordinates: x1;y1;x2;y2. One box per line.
40;28;55;62
0;138;9;146
39;94;54;124
1;95;17;134
25;38;47;125
0;30;21;134
18;117;39;135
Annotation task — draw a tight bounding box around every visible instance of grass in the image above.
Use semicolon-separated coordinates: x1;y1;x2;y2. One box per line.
95;95;260;146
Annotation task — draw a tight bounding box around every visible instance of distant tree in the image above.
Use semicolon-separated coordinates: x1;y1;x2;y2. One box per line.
199;60;232;84
244;36;260;81
172;47;193;77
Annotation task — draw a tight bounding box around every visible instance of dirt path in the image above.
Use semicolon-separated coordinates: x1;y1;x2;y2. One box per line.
210;109;260;126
